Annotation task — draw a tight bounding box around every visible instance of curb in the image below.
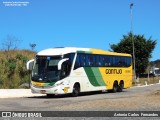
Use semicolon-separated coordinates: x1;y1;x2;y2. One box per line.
131;82;160;88
0;89;45;98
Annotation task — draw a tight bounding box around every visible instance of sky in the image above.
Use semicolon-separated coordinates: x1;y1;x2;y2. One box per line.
0;0;160;61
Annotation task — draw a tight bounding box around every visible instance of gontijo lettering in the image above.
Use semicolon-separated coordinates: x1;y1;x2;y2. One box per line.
105;69;122;74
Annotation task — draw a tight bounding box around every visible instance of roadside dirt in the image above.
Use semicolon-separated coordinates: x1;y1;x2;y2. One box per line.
54;90;160;111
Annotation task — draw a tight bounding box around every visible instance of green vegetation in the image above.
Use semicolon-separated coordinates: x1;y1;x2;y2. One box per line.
110;32;157;76
0;50;36;88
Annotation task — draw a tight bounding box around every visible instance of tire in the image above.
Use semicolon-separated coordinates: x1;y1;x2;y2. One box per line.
72;84;80;97
118;81;124;92
112;82;118;93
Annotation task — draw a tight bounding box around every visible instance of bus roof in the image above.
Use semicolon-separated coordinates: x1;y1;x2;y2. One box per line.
37;47;131;57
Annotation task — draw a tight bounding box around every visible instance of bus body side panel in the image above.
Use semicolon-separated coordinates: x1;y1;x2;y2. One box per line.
98;67;132;90
90;48;132;90
71;67;107;92
70;66;132;92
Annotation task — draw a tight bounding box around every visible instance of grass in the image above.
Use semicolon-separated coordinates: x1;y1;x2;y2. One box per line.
0;49;36;88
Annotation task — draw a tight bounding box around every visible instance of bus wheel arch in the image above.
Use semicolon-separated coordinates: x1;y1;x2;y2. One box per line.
72;82;80;97
112;80;118;93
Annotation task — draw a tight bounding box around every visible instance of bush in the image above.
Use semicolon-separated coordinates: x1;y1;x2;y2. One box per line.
0;50;35;88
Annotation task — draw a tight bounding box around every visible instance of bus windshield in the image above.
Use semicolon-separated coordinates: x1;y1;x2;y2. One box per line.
32;56;62;82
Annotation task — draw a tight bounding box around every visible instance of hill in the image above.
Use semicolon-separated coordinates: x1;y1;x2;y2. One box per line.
150;59;160;68
0;50;36;88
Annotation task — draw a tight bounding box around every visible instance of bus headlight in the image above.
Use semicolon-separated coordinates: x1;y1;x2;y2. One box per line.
53;81;64;87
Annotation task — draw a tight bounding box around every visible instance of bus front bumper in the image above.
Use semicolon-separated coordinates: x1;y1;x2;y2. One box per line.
31;85;71;95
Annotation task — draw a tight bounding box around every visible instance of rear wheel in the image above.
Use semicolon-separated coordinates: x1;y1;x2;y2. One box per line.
112;82;118;93
72;84;80;97
118;81;124;92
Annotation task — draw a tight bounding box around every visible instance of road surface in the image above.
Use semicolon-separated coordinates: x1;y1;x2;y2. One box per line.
0;84;160;111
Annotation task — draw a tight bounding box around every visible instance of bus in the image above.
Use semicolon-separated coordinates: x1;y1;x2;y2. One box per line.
150;67;160;76
27;47;132;97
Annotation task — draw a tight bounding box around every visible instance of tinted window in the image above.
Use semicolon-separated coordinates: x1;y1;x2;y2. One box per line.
74;53;132;69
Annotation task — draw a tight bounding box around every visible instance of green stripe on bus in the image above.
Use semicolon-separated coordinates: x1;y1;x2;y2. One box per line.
48;82;56;86
84;67;100;86
91;68;106;86
44;82;56;86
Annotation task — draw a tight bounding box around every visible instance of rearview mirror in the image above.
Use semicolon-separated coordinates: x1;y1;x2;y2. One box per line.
58;58;69;70
26;59;34;71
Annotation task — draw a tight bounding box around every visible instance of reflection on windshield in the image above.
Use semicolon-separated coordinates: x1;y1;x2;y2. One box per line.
32;56;62;82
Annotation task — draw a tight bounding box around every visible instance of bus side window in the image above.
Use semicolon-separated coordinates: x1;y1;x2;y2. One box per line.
116;56;123;67
96;55;100;66
60;60;71;79
119;57;125;67
83;54;86;66
64;53;75;72
104;56;109;67
91;55;96;67
126;57;131;67
99;55;104;67
86;54;91;66
89;54;92;66
108;56;113;67
101;55;105;66
80;54;85;67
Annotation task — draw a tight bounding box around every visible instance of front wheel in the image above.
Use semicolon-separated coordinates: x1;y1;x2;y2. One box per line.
72;84;80;97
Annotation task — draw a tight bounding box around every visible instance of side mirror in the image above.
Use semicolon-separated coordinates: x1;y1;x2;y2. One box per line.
58;58;69;70
26;59;34;71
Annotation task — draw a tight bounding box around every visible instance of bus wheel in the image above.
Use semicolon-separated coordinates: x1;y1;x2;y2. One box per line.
118;81;124;92
112;82;118;93
46;94;55;98
72;83;80;97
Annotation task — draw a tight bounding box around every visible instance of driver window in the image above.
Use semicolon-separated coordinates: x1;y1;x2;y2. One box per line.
61;61;71;79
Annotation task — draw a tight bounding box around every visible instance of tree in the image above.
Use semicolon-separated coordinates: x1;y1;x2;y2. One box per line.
2;35;21;51
29;43;36;51
110;33;157;76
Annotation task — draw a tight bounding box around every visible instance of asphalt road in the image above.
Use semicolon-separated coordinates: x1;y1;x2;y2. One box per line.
0;84;160;111
0;84;160;119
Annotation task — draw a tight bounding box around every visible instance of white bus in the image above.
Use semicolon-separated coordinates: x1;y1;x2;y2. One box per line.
150;67;160;76
27;47;132;97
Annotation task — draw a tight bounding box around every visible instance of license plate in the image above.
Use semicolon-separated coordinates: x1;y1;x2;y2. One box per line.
40;90;46;93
